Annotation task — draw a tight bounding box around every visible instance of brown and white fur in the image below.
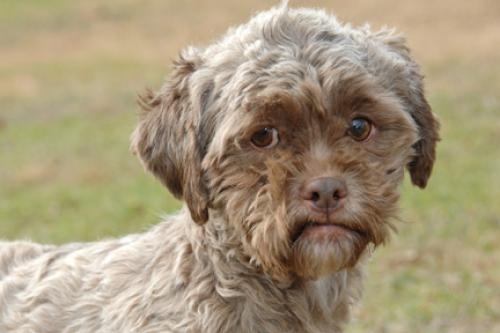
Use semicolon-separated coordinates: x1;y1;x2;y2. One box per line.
0;4;439;333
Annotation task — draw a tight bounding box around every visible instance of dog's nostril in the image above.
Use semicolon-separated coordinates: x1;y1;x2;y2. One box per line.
311;192;320;202
332;187;347;201
333;190;340;201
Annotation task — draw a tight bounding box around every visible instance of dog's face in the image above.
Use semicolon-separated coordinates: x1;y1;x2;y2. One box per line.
132;7;439;283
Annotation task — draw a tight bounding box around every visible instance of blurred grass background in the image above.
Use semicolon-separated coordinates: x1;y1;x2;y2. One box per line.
0;0;498;332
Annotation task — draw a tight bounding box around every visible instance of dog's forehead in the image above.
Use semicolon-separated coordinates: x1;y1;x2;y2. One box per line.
225;67;402;135
209;52;382;129
200;8;400;119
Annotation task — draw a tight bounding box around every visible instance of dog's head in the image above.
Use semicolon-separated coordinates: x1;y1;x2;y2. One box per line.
132;6;439;283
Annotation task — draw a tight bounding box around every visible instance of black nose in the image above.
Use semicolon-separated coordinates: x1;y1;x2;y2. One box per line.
300;177;348;212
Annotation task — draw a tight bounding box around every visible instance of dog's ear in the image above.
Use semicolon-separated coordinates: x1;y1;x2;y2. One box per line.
131;50;209;224
375;31;440;188
405;88;440;188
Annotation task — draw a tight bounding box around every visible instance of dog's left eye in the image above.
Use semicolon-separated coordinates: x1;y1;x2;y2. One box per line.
348;118;372;141
251;127;280;148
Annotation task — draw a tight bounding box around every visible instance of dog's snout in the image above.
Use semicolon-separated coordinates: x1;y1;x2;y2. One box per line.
300;177;347;212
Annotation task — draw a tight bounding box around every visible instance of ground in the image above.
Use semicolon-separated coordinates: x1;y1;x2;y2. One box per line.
0;1;499;332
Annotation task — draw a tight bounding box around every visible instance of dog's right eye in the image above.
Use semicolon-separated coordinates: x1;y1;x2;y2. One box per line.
251;127;280;149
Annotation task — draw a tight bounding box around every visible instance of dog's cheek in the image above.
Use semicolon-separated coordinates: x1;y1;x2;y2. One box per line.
208;150;297;284
248;155;301;281
245;197;293;284
206;156;263;211
344;168;399;243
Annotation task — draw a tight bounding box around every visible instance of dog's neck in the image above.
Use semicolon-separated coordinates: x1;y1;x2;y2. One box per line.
180;208;364;332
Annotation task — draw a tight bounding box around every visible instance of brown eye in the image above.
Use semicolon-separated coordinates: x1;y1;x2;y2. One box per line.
251;127;280;148
348;118;372;141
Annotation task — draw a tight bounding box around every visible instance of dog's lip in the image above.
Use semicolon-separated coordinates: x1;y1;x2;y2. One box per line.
291;220;365;243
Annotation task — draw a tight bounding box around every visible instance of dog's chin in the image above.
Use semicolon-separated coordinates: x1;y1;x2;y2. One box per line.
291;221;370;280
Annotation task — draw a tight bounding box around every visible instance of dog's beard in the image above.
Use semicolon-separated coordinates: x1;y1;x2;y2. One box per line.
291;222;370;280
288;199;393;280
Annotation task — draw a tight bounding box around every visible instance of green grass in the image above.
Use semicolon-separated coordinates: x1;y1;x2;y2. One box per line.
0;110;181;243
0;1;499;332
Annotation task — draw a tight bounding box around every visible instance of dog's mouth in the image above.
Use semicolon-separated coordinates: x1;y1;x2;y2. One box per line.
291;220;367;244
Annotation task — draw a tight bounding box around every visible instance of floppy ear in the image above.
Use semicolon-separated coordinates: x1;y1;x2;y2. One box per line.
405;86;440;188
375;31;440;188
131;50;209;224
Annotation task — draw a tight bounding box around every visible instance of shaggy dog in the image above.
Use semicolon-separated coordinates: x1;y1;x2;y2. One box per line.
0;5;439;333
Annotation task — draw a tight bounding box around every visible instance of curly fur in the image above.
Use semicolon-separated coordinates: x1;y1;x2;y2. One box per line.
0;4;439;333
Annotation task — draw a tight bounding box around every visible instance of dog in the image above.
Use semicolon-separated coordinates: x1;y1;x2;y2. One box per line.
0;4;439;333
